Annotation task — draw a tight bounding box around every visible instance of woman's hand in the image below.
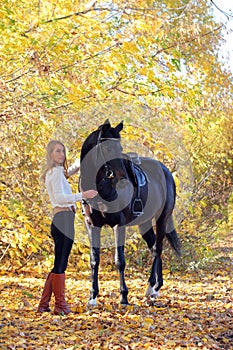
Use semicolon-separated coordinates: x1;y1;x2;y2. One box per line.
82;190;98;199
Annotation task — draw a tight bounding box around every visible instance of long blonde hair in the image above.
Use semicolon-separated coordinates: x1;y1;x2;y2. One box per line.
40;140;68;182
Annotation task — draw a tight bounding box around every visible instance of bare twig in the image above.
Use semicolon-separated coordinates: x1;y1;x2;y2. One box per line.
0;244;10;263
48;101;73;111
210;0;233;19
15;253;34;272
5;70;32;83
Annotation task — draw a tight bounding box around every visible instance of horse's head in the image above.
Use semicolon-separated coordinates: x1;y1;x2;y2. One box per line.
80;120;128;197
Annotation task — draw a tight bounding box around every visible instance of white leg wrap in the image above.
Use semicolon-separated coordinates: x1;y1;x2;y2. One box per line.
145;283;159;298
87;298;97;306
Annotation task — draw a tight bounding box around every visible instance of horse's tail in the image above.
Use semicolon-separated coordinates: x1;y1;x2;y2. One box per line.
166;229;181;256
159;163;181;257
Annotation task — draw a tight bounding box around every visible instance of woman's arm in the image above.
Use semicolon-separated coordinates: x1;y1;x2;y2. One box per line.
50;167;82;204
67;159;80;177
46;167;97;206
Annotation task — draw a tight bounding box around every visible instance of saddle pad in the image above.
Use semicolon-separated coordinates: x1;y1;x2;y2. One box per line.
133;164;147;187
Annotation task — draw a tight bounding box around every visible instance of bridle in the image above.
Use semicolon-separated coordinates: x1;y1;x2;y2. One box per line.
96;130;119;180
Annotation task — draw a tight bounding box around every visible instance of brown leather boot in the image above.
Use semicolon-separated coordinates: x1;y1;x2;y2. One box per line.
37;272;53;313
52;273;71;315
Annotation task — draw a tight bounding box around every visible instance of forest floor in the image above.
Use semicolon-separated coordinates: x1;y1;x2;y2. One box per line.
0;232;232;350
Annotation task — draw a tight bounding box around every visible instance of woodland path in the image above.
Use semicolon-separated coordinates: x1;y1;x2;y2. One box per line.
0;232;232;349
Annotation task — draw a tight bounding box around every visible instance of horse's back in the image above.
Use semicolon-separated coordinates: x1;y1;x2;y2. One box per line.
139;157;167;183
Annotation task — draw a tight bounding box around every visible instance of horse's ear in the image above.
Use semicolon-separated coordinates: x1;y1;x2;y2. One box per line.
115;121;123;133
100;119;111;134
98;119;111;130
104;119;110;125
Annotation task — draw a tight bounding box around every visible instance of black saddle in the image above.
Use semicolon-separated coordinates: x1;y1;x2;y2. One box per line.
124;153;147;216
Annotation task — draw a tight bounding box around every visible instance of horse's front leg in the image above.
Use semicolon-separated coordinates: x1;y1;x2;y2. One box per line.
114;225;129;305
87;224;101;306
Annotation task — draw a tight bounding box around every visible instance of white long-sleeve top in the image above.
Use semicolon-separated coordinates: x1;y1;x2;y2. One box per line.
45;162;81;209
67;158;80;177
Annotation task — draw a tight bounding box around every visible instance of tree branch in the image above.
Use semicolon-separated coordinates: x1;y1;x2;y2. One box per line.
152;24;224;58
210;0;233;19
25;1;98;33
5;70;32;83
55;42;121;72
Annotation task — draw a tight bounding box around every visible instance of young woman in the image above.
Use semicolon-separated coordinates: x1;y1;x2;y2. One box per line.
37;140;97;315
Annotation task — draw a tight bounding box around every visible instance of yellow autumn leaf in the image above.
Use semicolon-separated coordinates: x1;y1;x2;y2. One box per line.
122;41;139;54
25;223;36;234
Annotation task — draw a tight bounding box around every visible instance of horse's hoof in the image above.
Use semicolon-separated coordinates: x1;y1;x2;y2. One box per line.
87;298;97;307
120;302;129;306
145;284;159;298
145;284;152;296
151;291;159;299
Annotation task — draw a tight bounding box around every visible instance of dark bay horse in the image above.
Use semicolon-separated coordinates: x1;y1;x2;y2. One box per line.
79;120;181;305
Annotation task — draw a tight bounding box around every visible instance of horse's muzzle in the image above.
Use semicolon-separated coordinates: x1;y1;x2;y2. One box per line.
117;178;130;189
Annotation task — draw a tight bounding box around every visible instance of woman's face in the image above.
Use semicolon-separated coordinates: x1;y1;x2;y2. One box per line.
52;143;66;165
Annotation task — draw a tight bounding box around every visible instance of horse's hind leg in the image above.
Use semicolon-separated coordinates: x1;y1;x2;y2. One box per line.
87;225;101;306
146;164;181;296
152;218;166;291
139;221;160;298
114;225;129;305
139;220;156;251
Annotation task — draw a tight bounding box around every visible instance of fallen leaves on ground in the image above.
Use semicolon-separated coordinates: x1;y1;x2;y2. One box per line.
0;234;232;350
